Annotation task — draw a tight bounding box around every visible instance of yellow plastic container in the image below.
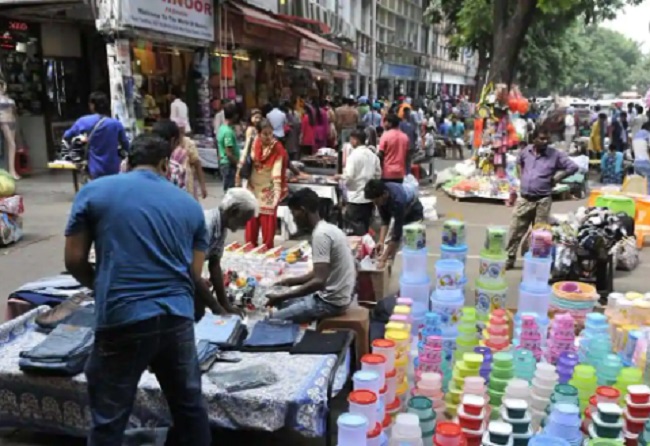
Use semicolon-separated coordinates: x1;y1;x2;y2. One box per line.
464;353;484;370
393;305;412;316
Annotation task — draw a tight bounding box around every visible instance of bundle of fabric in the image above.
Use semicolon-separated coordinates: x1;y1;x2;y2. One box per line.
0;173;23;247
6;275;91;320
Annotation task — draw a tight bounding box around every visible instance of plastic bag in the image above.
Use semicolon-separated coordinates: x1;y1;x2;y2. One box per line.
208;363;278;392
0;169;15;198
614;237;639;271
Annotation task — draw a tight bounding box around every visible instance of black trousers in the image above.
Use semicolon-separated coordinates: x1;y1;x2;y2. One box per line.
344;202;375;236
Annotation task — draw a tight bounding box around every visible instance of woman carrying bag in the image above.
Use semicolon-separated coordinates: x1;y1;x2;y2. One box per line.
236;118;289;248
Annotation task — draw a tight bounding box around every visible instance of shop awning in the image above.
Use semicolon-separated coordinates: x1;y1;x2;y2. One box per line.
302;66;331;81
276;14;331;35
287;23;341;53
330;70;350;80
227;2;288;31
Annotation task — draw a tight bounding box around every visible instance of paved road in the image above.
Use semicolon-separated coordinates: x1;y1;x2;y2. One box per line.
0;169;648;444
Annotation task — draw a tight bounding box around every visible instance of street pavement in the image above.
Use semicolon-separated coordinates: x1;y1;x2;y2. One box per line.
1;167;650;444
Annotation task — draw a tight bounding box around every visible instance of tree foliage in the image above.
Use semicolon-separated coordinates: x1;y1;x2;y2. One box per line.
424;0;644;88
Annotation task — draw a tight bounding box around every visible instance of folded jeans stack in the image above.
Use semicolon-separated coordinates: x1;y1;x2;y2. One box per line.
241;319;300;352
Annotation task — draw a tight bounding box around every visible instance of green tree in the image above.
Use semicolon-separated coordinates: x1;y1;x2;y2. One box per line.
627;54;650;94
425;0;644;88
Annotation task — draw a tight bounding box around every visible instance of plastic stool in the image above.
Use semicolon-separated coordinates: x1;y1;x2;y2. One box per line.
318;306;370;364
595;195;636;218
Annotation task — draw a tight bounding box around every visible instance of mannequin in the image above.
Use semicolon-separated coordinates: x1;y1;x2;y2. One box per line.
0;80;18;180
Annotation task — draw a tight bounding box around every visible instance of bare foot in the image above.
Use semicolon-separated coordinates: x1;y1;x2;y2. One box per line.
10;173;21;181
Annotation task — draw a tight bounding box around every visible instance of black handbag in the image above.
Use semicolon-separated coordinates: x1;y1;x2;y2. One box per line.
239;137;254;180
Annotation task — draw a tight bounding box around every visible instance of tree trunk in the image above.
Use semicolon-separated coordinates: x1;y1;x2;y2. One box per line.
488;0;538;87
474;45;490;98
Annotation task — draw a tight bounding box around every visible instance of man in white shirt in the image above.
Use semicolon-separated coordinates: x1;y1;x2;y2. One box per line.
169;87;191;134
633;122;650;194
212;100;225;138
631;105;648;136
335;128;381;235
564;107;576;151
266;102;287;140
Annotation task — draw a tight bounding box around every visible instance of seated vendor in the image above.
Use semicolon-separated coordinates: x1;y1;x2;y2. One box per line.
267;188;356;323
364;179;424;268
204;188;259;318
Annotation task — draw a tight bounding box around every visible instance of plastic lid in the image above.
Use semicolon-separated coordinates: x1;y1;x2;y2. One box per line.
386;398;401;412
596;386;621;400
379;385;387;395
385;330;409;342
349;390;378;405
408;396;433;410
382;412;391;428
393;305;412;315
488;421;513;436
462;394;485;407
435;421;462;437
367;422;382;438
555;384;578;397
353;370;380;383
504;398;528;410
440;243;468;252
372;338;396;349
385;368;397;379
361;354;386;365
337;412;368;428
597;403;623;416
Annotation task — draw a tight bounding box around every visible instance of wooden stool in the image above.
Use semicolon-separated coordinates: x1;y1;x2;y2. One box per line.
318;306;370;365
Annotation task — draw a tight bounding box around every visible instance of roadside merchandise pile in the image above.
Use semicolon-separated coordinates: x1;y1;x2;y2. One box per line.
336;217;650;446
0;169;23;247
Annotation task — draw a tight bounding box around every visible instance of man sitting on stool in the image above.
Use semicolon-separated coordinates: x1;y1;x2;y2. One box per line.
267;189;356;323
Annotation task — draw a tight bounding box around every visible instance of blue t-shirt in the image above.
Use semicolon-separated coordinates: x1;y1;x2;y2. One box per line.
65;170;208;329
63;114;130;178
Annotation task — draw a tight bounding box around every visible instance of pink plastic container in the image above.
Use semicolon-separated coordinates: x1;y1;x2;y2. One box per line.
396;297;413;307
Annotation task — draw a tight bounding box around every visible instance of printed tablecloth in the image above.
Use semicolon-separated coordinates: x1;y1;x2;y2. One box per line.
0;308;348;438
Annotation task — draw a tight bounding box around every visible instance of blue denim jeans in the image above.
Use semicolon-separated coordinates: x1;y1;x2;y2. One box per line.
272;294;347;324
219;164;236;192
85;315;210;446
635;160;650;194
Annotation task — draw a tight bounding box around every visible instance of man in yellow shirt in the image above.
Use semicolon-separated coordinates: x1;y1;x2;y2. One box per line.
590;113;607;155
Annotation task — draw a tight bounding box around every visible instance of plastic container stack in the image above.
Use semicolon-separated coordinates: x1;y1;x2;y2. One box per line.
596;354;623;387
615;368;644;401
457;307;480;358
475;346;494;384
488;352;514;413
569;365;598;411
371;338;398;431
458;393;489;445
625;385;650;445
447;352;485;417
433;421;467;446
337;412;369;446
503;379;532;406
529;435;571;446
389;413;424;446
412;372;446;419
529;363;557;422
515;315;544;361
513;312;549;350
538;384;580;431
501;398;533;446
589;402;624;441
543;403;583;446
549;281;598;326
418;335;443;376
441;219;468;264
407;396;436;443
481;421;513;446
578;313;612;366
482;310;510;352
513;349;537;383
557;352;580;385
545;313;576;365
475;226;509;336
431;258;465;325
400;222;430;313
582;386;621;434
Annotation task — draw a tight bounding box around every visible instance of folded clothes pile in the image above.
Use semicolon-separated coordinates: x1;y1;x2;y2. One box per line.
241;319;300;352
194;313;247;350
9;275;91;308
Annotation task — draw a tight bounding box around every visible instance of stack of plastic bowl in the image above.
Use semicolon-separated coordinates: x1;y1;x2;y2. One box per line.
430;258;465;328
589;402;624;440
482;310;510;352
353;370;382;418
488;352;514;412
400;237;431;312
513;312;550;350
413;372;446;419
348;389;379;435
615;368;644;400
549;281;598;327
441;325;458;392
422;312;443;339
624;385;650;443
407;396;437;443
390;413;424;445
569;365;598;411
475;233;508;337
481;421;513;446
457;307;480;357
337;412;369;446
418;335;443;376
458;394;488;446
447;352;485;417
516;315;543;361
545;313;576;365
475;346;493;384
529;363;557;419
513;349;537;383
519;251;552;303
578;313;612;366
362;354;387;389
501;398;533;445
543;403;583;446
441;219;468;264
596;354;623;386
529;435;571;446
463;376;489;404
557;352;580;384
434;421;466;446
503;379;531;406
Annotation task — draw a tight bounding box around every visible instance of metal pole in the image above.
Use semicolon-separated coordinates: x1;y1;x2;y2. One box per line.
370;0;377;99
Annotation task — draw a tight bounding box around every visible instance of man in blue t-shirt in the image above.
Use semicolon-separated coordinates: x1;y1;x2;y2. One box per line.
63;91;130;179
64;134;212;446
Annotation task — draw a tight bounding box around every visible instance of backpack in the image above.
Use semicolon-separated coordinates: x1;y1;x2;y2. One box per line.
168;147;188;189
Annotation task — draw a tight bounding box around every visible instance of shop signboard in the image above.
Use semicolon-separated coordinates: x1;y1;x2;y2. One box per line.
120;0;215;41
323;50;339;67
299;39;322;63
381;63;417;80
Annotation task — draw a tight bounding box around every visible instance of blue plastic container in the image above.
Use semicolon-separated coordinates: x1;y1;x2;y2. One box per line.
435;258;464;294
518;283;551;316
440;243;468;265
529;435;571;446
430;290;464;327
401;247;429;283
399;276;431;309
522;252;552;290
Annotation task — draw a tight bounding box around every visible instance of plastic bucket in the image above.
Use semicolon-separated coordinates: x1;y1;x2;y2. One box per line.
400;276;431;309
441;244;469;265
475;278;508;319
435;259;464;291
401;248;429;283
522;252;552;290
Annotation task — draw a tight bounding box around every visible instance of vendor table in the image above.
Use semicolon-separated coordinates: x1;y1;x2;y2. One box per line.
0;308;352;444
47;161;86;193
